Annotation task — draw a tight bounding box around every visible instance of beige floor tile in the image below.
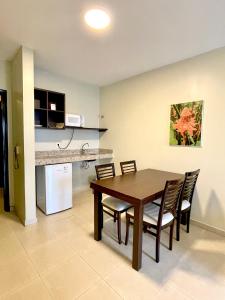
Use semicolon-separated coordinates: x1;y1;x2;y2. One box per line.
5;214;28;234
64;226;100;256
71;204;95;231
0;188;225;300
195;229;225;253
0;219;13;241
47;216;83;238
176;238;225;285
170;267;225;300
2;278;52;300
78;279;122;300
132;249;183;286
0;254;38;297
105;263;160;299
15;223;58;252
37;207;75;225
79;241;128;278
28;236;77;275
75;218;94;233
0;234;25;266
42;253;100;300
155;282;193;300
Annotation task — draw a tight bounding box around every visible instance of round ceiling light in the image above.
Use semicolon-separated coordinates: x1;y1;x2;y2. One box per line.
84;9;110;30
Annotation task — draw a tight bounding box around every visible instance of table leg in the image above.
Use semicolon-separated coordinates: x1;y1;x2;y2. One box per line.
94;190;102;241
132;204;144;270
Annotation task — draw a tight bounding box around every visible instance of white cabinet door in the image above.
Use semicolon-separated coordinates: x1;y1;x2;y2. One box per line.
45;163;72;214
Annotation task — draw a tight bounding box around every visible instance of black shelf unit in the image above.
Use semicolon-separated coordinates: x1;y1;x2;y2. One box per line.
34;88;108;132
66;126;108;132
34;88;65;129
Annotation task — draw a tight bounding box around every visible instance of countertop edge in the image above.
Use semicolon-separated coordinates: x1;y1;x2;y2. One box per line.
35;152;113;166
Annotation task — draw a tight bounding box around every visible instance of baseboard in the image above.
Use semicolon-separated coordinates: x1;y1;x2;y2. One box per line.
191;219;225;237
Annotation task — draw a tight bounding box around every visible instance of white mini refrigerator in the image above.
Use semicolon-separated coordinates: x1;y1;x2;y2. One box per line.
36;163;72;215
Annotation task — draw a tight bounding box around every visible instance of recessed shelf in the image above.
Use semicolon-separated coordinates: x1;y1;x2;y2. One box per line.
35;108;47;111
66;126;108;132
48;109;64;113
34;88;65;129
35;108;64;113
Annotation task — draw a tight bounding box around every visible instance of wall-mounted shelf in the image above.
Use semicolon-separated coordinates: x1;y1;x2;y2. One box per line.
34;88;65;129
34;88;108;133
66;126;108;132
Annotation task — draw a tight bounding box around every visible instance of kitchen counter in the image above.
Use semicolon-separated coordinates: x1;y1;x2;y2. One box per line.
35;149;113;166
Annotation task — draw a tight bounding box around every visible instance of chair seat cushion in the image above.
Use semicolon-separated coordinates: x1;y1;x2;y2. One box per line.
102;195;132;212
127;204;174;226
152;198;161;206
181;200;191;211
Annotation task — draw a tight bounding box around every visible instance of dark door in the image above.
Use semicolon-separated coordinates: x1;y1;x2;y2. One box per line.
0;90;10;211
0;97;2;187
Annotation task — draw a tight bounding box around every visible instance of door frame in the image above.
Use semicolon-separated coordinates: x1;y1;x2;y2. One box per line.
0;89;10;211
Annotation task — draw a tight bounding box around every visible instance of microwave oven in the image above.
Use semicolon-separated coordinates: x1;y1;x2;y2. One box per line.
65;114;85;127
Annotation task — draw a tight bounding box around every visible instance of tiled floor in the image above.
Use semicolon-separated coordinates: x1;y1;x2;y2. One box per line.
0;188;225;299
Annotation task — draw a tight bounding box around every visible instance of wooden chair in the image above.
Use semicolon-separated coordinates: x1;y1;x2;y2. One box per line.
125;179;184;262
176;169;200;241
120;160;137;174
95;163;132;244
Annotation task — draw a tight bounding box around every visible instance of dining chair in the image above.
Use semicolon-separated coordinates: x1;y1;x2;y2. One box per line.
120;160;137;174
125;179;184;262
95;163;132;244
176;169;200;241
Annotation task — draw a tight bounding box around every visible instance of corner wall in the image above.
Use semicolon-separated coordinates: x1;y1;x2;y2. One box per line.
100;47;225;232
11;47;36;225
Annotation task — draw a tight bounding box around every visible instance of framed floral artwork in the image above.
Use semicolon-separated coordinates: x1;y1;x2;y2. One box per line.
169;100;203;146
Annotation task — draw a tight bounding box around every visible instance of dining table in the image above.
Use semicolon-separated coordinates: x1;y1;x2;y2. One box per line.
90;168;183;271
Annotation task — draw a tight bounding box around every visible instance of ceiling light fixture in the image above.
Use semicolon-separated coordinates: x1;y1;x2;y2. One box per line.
84;9;110;30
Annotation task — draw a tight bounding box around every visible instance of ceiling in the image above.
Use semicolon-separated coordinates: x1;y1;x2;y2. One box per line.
1;0;225;86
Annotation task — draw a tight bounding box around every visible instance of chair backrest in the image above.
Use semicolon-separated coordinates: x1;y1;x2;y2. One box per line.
158;179;184;226
95;163;115;180
120;160;137;174
178;169;200;210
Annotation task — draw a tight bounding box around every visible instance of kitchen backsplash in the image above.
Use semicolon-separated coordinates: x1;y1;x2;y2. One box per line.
35;128;100;151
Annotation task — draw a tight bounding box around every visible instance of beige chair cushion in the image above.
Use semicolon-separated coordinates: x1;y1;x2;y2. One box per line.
127;203;174;226
152;198;161;205
102;195;132;212
181;200;191;211
102;193;111;200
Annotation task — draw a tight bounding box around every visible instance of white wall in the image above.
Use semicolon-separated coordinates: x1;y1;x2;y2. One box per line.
34;69;101;192
22;48;36;225
0;61;10;88
100;47;225;233
34;69;100;151
0;60;14;207
11;47;36;225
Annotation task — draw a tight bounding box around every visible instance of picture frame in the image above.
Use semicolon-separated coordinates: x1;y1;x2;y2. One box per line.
169;100;203;147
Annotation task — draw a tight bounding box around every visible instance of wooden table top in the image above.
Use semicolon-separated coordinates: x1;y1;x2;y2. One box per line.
90;168;183;205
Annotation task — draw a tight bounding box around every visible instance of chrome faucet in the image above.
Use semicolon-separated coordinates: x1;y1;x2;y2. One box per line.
81;142;89;155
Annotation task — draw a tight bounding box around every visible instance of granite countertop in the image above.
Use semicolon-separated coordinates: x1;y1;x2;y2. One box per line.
35;148;113;166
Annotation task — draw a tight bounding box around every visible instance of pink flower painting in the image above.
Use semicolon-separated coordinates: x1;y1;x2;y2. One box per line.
170;101;203;146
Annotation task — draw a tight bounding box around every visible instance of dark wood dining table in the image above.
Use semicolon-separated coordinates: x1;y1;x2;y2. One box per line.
90;168;183;271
